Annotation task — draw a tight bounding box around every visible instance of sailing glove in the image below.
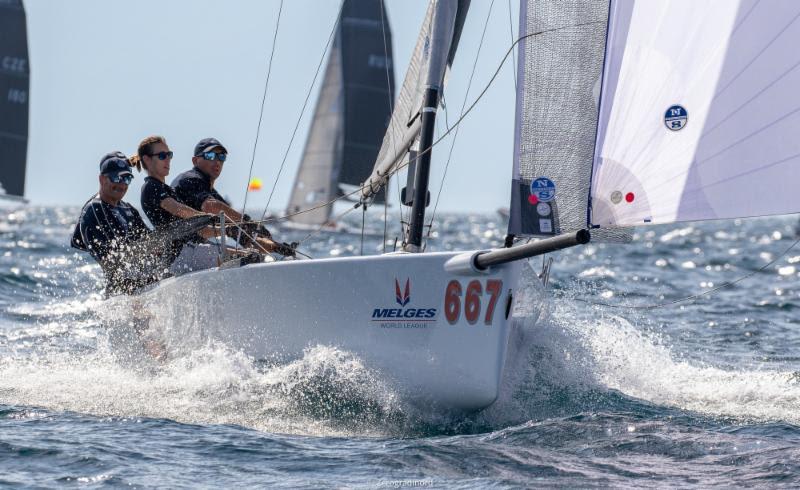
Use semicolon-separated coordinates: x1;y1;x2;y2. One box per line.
274;241;298;257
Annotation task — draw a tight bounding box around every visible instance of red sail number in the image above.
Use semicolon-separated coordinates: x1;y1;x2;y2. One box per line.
464;280;482;324
444;279;504;325
444;280;462;324
484;279;503;325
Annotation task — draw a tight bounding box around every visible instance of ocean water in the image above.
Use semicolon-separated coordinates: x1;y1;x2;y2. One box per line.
3;206;800;487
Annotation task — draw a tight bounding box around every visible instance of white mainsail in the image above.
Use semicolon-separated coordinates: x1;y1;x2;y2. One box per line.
591;0;800;227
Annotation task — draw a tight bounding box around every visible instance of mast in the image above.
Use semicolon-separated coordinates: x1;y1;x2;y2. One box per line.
405;87;438;252
361;0;470;250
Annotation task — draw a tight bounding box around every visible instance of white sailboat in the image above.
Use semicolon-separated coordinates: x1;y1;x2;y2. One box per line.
282;0;395;235
131;0;800;413
0;0;29;208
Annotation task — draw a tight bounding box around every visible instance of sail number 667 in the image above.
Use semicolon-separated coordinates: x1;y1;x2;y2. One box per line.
444;279;503;325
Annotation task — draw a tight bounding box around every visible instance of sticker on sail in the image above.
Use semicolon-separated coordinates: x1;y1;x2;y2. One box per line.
664;105;687;131
536;202;551;216
539;219;553;233
610;191;622;204
530;177;556;203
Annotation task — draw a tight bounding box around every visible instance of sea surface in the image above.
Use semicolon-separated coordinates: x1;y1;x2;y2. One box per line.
3;206;800;488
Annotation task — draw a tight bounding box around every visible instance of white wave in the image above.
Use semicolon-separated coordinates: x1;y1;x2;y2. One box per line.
527;301;800;424
0;333;406;437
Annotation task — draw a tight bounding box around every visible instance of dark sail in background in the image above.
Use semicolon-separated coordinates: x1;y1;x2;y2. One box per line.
0;0;29;200
286;0;394;226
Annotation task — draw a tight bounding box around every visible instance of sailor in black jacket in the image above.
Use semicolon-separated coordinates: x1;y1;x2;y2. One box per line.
132;135;220;274
172;137;295;257
71;152;164;295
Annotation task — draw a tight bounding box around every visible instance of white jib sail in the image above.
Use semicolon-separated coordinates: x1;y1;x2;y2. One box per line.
591;0;800;227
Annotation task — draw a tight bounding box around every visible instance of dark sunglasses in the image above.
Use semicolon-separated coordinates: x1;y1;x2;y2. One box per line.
148;151;174;160
107;173;133;185
201;151;227;162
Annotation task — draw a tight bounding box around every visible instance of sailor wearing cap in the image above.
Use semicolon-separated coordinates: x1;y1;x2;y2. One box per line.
71;152;162;295
172;137;296;256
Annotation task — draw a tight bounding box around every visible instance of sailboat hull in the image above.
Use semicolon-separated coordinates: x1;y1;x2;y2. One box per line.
135;251;528;412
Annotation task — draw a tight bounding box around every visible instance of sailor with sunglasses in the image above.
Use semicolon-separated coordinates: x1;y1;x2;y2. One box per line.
172;137;295;256
71;152;163;295
132;135;220;275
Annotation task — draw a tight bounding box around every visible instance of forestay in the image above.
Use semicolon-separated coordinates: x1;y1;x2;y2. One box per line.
591;0;800;227
508;0;608;237
361;0;470;201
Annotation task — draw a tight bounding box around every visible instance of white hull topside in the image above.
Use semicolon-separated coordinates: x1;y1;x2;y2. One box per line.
135;250;535;412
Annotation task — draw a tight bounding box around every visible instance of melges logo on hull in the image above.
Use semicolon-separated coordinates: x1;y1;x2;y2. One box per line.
371;278;438;328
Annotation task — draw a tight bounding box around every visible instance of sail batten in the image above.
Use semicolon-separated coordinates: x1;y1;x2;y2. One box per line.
591;0;800;227
0;0;29;200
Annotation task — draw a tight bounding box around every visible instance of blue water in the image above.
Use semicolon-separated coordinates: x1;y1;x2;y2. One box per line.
3;206;800;487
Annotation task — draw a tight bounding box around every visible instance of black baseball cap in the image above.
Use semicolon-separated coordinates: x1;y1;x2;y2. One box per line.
99;152;133;179
193;137;228;157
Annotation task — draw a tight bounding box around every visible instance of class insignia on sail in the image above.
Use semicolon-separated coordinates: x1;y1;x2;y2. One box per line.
0;0;29;203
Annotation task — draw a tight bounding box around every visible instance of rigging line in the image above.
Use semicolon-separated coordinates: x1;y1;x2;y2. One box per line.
360;205;366;256
376;21;609;193
241;0;283;218
576;235;800;310
383;193;388;253
427;0;495;238
379;0;403;237
507;0;516;91
247;21;605;229
297;202;359;245
259;0;345;223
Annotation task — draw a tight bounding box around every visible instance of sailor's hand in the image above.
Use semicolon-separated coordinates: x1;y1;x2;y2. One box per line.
274;241;297;257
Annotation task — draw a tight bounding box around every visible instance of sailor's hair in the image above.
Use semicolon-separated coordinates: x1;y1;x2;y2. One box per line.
131;135;167;172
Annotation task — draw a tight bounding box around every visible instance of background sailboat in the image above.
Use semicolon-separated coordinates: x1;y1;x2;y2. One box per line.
283;0;395;232
0;0;29;206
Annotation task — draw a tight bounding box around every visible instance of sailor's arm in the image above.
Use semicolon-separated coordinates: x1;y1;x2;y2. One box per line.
160;197;208;220
200;197;243;222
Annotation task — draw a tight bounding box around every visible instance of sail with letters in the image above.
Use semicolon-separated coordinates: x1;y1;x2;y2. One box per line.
285;0;395;227
0;0;29;203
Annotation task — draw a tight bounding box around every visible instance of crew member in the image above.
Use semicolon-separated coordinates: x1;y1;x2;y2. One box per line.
131;135;219;275
172;137;294;256
71;152;163;295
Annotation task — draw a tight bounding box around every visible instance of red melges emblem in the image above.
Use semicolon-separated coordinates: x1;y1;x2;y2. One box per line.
395;278;410;307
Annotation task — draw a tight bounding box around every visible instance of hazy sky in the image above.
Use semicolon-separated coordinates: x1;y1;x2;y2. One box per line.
24;0;519;214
